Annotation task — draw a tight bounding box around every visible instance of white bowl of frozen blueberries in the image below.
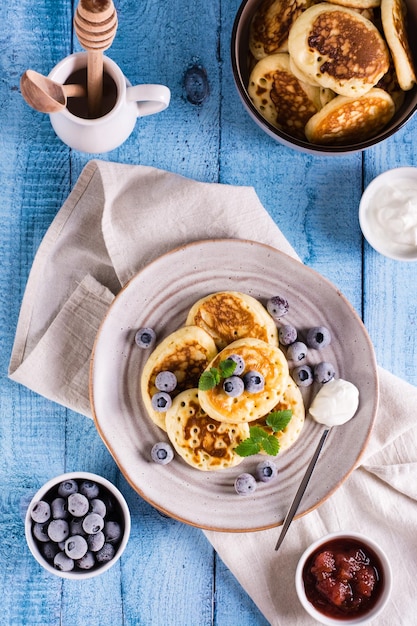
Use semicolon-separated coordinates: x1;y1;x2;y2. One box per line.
25;472;131;579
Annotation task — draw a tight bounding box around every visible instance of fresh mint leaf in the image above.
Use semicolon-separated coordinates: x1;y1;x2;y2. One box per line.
266;410;292;433
219;358;237;378
198;368;221;390
235;438;261;457
249;425;269;443
262;435;280;456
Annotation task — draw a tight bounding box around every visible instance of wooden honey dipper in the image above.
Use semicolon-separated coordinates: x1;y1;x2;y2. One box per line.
74;0;118;118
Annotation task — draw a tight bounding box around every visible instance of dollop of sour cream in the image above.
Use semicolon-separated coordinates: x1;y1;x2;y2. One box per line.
309;378;359;427
370;182;417;250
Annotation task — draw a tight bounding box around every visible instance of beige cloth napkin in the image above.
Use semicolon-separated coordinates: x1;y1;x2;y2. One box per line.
9;160;417;625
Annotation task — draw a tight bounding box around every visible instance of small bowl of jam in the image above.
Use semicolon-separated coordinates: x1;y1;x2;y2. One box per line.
295;531;392;624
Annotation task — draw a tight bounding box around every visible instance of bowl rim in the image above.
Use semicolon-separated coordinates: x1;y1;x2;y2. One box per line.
230;0;417;155
359;166;417;261
294;530;393;625
25;471;131;579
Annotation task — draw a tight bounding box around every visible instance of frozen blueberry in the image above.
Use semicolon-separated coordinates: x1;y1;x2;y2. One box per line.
48;519;70;543
67;493;89;517
266;296;289;319
41;541;60;561
51;497;68;520
151;391;172;412
278;324;297;346
65;535;88;560
95;543;116;563
30;500;51;523
155;371;177;392
57;479;78;497
33;522;50;543
292;365;314;387
286;341;308;362
306;326;331;350
151;442;174;464
87;531;105;553
314;361;336;384
90;498;106;518
76;551;96;570
234;473;257;495
70;517;86;536
255;460;278;483
228;354;245;376
79;480;100;499
242;370;265;393
135;327;156;349
223;375;244;397
54;551;74;572
104;520;122;544
82;513;104;535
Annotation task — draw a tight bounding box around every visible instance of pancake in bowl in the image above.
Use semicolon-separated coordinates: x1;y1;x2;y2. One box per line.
327;0;380;7
249;0;314;60
186;291;278;350
305;88;395;144
253;377;305;453
381;0;416;91
141;325;218;431
165;389;250;471
248;53;321;138
288;3;390;97
198;337;289;424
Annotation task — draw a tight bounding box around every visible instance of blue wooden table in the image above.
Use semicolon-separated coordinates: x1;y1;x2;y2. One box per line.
1;1;416;624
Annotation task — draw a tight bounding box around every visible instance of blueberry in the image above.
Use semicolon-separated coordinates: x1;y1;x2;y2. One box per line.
228;354;245;376
151;391;172;412
57;479;78;497
42;541;60;561
223;375;244;397
87;531;105;552
95;543;116;563
234;473;257;495
104;521;122;544
51;497;68;520
242;370;265;393
70;517;86;536
266;296;289;319
75;551;96;570
32;522;50;543
292;365;314;387
286;341;307;362
83;513;104;535
67;493;89;517
255;460;278;483
79;480;100;499
306;326;331;349
135;327;156;349
151;442;174;464
155;370;177;392
30;500;51;523
65;535;88;560
314;362;336;384
54;551;74;572
278;324;297;346
90;498;106;518
48;519;70;543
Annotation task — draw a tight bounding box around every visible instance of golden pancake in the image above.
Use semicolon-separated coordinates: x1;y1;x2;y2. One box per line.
141;326;218;431
326;0;380;8
305;88;395;144
288;3;390;97
253;377;305;453
165;389;250;471
198;338;289;424
249;0;315;60
248;53;321;138
376;56;406;111
381;0;416;91
186;291;278;350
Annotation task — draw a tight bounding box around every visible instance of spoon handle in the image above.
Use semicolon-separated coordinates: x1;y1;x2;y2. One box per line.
275;427;330;551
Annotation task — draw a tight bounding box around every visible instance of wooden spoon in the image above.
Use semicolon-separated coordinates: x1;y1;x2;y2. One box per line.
74;0;118;118
20;69;86;113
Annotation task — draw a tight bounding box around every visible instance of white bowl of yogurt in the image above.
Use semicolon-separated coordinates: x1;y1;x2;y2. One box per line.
359;167;417;262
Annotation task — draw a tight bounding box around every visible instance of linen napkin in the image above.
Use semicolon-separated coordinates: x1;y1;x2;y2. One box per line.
9;160;417;625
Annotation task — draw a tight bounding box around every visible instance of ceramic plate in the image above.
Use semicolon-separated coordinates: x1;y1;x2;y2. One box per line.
90;239;378;531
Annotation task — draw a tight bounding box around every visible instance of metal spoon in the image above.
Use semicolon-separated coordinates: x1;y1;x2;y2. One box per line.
275;427;330;551
20;70;86;113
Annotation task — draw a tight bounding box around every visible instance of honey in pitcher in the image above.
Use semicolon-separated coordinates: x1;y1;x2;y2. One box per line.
64;68;118;119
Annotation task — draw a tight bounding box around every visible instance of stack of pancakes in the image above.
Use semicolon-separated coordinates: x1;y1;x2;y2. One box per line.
247;0;416;145
140;291;305;471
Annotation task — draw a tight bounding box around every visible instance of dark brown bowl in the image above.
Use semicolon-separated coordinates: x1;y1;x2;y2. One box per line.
231;0;417;154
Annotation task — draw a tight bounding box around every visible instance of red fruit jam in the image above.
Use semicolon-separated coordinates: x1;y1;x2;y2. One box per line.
302;538;384;620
